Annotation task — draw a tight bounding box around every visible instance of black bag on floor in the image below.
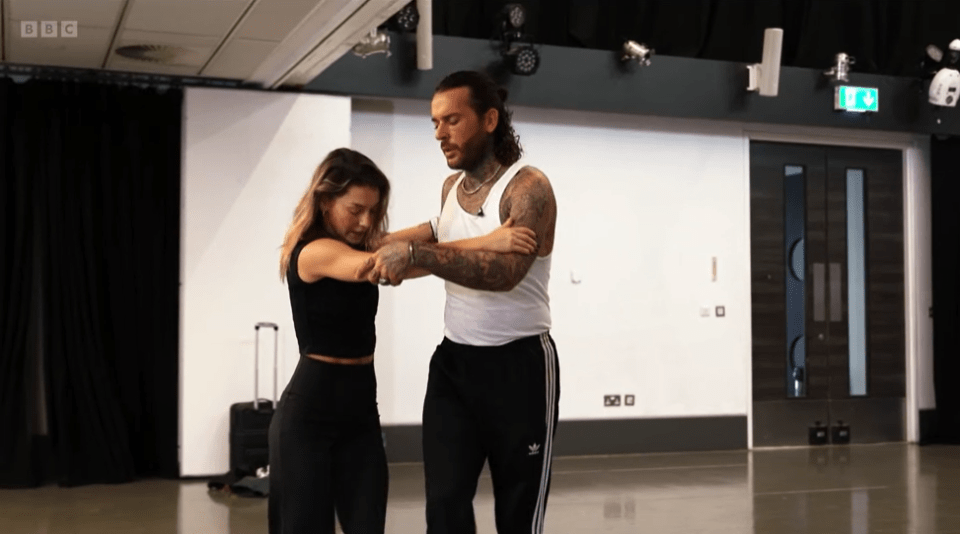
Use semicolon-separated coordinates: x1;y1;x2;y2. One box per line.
208;466;270;498
229;322;279;477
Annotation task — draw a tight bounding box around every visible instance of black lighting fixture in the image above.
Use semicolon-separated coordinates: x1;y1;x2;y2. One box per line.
495;3;540;76
500;3;526;37
391;2;419;32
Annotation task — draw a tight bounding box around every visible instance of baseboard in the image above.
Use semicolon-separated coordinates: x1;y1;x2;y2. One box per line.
381;416;748;464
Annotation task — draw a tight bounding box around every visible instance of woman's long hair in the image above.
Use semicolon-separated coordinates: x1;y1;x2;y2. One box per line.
435;70;523;167
279;148;390;280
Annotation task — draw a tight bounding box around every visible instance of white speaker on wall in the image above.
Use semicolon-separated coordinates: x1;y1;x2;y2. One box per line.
747;28;784;97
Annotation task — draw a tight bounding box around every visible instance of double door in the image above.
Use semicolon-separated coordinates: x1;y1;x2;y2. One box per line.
750;142;905;447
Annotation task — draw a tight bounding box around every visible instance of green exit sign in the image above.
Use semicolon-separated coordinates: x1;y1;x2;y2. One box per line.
835;86;879;112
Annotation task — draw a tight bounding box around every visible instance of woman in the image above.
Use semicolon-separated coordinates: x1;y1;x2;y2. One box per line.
269;147;537;534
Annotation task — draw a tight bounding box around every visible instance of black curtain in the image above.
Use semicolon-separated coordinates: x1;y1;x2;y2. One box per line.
930;135;960;444
0;78;39;487
0;78;181;487
433;0;960;77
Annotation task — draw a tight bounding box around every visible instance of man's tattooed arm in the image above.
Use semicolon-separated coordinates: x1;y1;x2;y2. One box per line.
413;167;555;291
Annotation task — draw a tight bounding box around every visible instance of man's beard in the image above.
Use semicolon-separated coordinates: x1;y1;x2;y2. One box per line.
452;133;492;172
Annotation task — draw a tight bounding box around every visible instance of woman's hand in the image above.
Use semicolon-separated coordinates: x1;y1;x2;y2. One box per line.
482;217;538;254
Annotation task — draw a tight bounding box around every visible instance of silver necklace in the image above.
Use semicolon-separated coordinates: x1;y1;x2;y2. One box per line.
461;164;502;195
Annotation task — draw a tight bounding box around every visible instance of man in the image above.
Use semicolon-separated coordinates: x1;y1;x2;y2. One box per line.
357;70;559;533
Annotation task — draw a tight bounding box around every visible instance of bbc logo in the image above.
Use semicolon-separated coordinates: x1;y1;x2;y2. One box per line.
21;21;78;38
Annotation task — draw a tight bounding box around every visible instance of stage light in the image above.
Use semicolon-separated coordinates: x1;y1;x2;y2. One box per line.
493;3;539;76
620;40;653;66
393;2;419;32
352;28;391;58
824;52;855;83
502;4;526;30
928;39;960;107
507;45;539;75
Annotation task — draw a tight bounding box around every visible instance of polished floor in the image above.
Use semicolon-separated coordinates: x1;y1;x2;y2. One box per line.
1;444;958;533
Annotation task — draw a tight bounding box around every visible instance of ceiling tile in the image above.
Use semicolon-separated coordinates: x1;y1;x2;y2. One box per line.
203;38;277;79
6;22;114;69
123;0;251;38
8;0;124;29
235;0;326;42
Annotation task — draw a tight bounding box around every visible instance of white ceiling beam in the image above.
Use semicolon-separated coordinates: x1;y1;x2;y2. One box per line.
249;0;409;89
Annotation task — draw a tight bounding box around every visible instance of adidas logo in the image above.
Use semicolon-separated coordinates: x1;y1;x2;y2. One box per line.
528;443;541;456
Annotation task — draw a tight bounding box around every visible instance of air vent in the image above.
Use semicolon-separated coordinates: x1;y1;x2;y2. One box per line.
115;45;191;64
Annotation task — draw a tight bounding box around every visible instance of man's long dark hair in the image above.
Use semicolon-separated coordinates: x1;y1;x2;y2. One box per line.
435;71;523;167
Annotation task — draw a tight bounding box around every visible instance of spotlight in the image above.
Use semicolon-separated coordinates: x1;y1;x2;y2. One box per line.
352;28;391;58
824;52;855;83
620;40;654;66
929;39;960;107
505;45;540;76
392;2;419;32
493;3;539;76
502;3;526;31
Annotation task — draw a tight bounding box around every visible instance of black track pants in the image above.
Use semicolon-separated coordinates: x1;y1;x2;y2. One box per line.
422;332;560;534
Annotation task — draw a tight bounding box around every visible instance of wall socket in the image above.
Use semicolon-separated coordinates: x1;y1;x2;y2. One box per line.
604;394;621;407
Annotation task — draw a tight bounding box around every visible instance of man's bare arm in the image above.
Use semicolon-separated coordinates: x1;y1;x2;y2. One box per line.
412;167;554;291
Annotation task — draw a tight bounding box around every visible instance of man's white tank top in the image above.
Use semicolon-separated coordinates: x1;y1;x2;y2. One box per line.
436;160;552;346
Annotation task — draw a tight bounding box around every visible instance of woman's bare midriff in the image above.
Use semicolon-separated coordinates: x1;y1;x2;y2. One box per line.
306;353;374;365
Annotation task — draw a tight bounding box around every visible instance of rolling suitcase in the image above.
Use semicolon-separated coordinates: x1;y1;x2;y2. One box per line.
229;321;279;477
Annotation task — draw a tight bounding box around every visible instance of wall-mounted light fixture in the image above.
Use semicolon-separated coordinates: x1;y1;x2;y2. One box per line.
496;3;540;76
352;28;391;58
620;40;653;66
824;52;855;83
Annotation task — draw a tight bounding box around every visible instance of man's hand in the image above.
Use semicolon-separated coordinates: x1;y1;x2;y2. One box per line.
357;241;411;286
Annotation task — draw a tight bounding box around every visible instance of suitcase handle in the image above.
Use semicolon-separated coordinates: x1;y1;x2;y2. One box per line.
254;322;279;410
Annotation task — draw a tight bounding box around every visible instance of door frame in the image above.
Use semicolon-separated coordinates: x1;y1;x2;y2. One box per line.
742;124;930;448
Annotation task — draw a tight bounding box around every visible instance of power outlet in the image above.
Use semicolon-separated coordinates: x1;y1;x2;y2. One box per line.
624;395;635;406
604;395;621;407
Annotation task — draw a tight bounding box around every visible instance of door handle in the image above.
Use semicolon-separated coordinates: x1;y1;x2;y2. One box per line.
829;263;842;322
813;263;825;322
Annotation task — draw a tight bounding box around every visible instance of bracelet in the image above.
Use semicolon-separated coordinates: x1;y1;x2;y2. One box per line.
429;217;439;241
408;241;416;266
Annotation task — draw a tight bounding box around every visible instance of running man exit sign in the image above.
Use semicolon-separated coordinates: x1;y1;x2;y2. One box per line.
835;85;879;112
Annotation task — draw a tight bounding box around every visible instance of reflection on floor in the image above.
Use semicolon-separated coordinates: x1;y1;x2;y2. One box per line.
1;443;958;533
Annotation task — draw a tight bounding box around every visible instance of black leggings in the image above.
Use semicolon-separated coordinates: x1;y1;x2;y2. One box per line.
268;355;388;534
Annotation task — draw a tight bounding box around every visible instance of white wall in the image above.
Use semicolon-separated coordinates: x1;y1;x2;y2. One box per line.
354;99;753;423
180;87;351;477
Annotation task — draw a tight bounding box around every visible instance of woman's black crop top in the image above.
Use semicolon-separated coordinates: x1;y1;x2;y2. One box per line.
287;240;378;358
